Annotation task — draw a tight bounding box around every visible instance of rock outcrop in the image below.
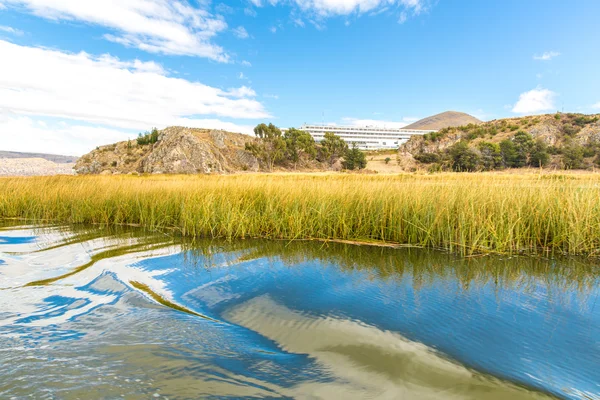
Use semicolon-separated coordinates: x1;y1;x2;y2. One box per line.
75;127;259;175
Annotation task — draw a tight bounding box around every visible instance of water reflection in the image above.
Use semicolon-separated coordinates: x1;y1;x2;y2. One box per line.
1;223;599;399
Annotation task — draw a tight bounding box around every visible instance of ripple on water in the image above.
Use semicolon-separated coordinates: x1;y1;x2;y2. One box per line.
1;224;599;399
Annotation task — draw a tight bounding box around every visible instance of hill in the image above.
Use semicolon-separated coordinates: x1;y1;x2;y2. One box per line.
0;151;78;163
398;113;600;171
76;127;259;175
404;111;482;130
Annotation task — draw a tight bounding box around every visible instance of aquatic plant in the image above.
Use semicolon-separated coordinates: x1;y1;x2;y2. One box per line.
1;172;600;256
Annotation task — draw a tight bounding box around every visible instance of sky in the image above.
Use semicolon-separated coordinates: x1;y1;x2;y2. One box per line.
0;0;599;155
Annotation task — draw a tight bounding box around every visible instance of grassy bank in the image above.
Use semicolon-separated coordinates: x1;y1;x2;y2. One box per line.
1;172;600;256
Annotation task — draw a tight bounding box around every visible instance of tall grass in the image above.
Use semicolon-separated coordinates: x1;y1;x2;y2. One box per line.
1;172;600;256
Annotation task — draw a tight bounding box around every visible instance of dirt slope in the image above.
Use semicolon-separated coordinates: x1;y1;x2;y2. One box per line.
404;111;482;130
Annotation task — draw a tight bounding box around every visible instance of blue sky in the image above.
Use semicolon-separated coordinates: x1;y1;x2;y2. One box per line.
0;0;599;155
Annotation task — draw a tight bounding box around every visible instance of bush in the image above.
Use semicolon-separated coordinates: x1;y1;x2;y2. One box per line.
562;141;584;169
384;157;391;165
562;124;580;137
414;152;440;164
477;142;502;170
447;141;480;172
529;139;549;167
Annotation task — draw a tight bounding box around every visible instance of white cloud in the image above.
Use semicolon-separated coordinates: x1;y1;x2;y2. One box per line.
227;86;257;98
241;60;252;67
232;26;249;39
0;40;268;154
0;0;229;61
293;18;305;27
0;25;24;35
270;26;278;33
533;51;560;61
512;88;557;114
0;114;255;155
253;0;424;20
264;94;279;99
592;102;600;110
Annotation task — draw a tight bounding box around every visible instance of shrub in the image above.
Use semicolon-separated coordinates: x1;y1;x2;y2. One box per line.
477;142;502;170
447;141;480;172
414;152;440;164
562;140;584;169
384;157;391;165
529;139;549;167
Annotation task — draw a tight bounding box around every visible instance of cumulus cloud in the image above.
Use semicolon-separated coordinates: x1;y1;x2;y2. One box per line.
241;60;252;67
0;0;229;61
0;114;255;155
512;88;557;114
533;51;560;61
592;102;600;110
0;40;267;153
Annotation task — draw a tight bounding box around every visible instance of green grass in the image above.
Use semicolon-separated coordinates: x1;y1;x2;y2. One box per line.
2;172;600;256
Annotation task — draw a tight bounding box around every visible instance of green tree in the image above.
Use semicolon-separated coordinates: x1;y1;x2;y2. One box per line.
318;132;348;165
512;131;534;167
246;123;287;171
384;157;392;165
283;128;317;169
342;143;367;170
477;142;502;170
529;138;549;167
499;139;518;168
447;141;480;172
561;140;584;169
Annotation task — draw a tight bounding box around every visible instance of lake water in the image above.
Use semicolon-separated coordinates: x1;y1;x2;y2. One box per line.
1;224;599;399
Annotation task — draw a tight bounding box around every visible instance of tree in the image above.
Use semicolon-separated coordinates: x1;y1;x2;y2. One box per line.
561;140;584;169
318;132;348;165
384;157;392;165
283;128;317;169
246;123;287;171
447;141;480;172
529;138;549;167
500;139;517;168
512;131;534;167
477;142;502;170
343;143;367;170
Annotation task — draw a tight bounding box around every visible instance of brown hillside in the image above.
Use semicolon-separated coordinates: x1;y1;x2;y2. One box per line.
405;111;482;130
75;127;259;175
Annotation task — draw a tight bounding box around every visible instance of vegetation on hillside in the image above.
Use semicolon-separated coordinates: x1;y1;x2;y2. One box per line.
2;173;600;256
245;123;367;171
407;113;600;171
136;128;160;146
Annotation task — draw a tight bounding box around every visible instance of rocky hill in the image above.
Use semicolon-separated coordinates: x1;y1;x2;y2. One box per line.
76;127;259;175
398;113;600;170
0;151;78;163
404;111;482;130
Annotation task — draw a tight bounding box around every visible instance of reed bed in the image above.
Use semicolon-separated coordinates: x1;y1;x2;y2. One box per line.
1;172;600;256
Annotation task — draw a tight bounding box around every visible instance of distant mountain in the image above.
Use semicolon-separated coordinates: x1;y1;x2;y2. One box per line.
404;111;482;130
0;151;78;164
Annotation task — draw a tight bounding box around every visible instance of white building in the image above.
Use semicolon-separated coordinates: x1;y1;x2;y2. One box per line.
297;124;436;150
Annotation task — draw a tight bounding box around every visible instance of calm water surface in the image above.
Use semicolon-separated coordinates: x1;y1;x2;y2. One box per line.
1;223;599;399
